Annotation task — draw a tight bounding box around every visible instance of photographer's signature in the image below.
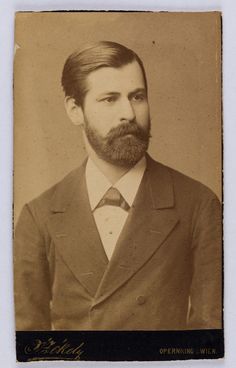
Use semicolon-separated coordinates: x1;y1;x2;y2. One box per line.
24;337;84;360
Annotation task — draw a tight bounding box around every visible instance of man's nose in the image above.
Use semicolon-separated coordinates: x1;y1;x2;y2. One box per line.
119;98;135;121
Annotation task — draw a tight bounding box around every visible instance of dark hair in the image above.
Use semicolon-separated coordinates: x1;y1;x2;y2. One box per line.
61;41;147;107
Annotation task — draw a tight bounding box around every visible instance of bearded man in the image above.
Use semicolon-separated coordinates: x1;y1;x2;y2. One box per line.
14;41;222;331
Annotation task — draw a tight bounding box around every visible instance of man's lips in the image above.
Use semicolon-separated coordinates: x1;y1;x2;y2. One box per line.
121;133;134;137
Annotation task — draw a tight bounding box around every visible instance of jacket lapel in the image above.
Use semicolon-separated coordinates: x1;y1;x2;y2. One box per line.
93;156;180;306
47;164;108;297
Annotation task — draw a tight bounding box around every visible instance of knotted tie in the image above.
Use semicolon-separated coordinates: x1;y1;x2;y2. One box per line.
97;187;130;211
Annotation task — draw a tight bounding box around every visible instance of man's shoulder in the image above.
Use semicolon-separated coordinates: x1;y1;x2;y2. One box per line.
25;165;84;217
147;156;220;203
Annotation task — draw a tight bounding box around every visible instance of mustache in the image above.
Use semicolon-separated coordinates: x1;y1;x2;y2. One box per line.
106;121;150;143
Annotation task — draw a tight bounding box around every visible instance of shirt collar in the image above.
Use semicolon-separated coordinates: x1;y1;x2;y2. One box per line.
85;156;147;211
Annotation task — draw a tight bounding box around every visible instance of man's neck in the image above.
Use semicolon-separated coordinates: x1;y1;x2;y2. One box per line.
88;150;131;185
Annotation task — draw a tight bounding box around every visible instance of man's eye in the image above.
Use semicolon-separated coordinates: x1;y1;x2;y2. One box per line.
103;96;116;103
132;94;145;101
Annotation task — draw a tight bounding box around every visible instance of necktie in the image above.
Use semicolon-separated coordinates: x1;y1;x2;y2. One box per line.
97;187;130;211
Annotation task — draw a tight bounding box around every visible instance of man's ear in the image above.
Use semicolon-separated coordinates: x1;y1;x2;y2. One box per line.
64;97;84;126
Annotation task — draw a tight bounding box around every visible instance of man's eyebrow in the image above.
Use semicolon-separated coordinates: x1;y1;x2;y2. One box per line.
96;88;147;99
128;88;147;97
97;91;120;98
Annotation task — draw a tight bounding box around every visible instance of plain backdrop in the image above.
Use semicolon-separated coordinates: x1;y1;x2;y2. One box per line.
1;1;236;368
14;12;222;221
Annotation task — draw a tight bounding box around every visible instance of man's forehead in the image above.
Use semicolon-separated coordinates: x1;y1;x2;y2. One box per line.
86;61;146;94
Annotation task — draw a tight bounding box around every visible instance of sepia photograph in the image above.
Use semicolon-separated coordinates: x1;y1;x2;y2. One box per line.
13;11;223;361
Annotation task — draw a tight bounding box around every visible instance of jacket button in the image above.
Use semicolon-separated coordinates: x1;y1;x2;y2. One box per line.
136;295;146;305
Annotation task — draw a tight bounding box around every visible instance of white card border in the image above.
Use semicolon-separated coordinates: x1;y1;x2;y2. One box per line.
1;1;235;367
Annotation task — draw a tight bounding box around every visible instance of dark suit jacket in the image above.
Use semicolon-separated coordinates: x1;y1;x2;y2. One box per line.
14;155;222;330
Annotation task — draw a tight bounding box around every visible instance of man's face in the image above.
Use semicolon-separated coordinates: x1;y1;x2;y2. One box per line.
80;60;151;167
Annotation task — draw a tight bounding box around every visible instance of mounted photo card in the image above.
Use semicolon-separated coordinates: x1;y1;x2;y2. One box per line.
13;11;223;362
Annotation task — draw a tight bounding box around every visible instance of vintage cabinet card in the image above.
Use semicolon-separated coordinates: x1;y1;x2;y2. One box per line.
13;11;223;361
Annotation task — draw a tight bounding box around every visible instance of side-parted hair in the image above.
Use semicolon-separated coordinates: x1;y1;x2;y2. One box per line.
61;41;147;107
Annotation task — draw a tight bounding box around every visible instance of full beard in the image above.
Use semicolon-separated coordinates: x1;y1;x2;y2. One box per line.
84;119;151;167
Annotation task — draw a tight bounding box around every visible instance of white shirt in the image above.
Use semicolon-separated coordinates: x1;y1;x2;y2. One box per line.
85;156;147;260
